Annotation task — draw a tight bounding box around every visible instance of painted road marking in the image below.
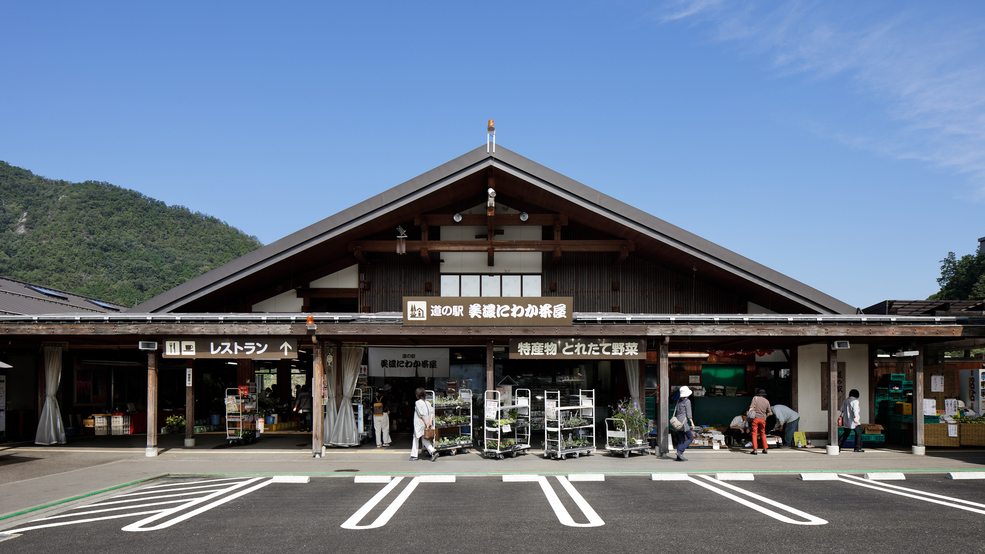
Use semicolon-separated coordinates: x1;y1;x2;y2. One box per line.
4;477;275;534
689;475;828;526
837;474;985;515
533;476;605;528
341;476;416;530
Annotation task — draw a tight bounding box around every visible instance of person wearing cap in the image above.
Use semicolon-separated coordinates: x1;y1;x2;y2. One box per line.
672;386;696;461
748;388;772;455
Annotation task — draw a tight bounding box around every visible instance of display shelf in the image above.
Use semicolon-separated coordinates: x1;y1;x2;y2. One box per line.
604;417;651;458
483;389;532;459
225;383;258;445
544;389;596;460
427;388;473;456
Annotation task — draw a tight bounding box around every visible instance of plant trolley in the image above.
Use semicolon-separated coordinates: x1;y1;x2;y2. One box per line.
544;389;596;460
604;417;651;458
427;388;473;456
483;388;532;459
225;384;258;445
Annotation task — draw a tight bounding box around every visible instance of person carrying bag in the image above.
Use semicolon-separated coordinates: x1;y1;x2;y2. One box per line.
411;387;438;462
672;386;696;462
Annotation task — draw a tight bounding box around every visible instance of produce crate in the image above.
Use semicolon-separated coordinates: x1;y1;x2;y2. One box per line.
924;423;959;447
861;433;885;443
889;373;905;381
959;424;985;446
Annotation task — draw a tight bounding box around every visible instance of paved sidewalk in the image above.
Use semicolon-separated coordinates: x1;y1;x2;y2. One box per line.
2;431;984;521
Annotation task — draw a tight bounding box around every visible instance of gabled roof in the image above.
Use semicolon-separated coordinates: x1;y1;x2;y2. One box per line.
863;299;985;316
134;145;855;315
0;276;125;315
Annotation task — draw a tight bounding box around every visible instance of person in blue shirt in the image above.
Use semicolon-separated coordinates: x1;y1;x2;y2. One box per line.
770;404;800;448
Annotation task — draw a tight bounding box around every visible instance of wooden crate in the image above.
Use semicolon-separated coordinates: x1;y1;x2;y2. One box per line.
924;423;959;447
959;424;985;446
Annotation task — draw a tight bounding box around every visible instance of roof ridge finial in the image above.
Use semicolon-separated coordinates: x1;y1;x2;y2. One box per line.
487;119;495;153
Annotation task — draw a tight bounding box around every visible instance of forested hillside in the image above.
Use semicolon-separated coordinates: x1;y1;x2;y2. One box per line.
0;161;263;307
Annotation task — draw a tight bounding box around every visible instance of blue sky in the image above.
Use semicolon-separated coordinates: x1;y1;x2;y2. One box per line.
2;1;983;309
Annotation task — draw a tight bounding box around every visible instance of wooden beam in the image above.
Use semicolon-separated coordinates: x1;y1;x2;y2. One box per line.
415;213;567;226
348;239;635;254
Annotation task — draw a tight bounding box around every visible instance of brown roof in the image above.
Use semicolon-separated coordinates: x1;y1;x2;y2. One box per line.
0;276;125;315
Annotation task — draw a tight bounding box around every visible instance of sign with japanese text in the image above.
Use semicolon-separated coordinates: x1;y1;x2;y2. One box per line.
508;338;645;360
367;347;449;377
163;338;298;359
403;297;573;326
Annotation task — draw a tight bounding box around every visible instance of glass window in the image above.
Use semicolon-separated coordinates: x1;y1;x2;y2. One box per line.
440;275;459;297
461;275;480;297
522;275;541;297
481;275;500;297
502;275;521;297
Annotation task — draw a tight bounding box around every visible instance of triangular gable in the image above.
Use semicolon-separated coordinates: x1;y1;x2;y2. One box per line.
134;145;853;314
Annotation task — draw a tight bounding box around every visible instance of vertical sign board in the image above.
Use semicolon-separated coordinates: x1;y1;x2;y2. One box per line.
0;375;5;435
186;368;193;388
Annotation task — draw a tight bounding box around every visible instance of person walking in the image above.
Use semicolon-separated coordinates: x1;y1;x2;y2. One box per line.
748;389;772;455
770;404;800;448
293;385;313;432
411;387;438;462
373;384;392;448
838;389;864;452
673;386;696;462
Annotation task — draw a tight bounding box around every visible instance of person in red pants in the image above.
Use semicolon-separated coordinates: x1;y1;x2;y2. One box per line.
748;389;772;455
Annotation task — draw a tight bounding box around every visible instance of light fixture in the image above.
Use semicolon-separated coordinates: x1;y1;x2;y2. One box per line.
396;225;407;238
453;213;462;223
487;188;496;198
519;212;528;222
306;315;316;331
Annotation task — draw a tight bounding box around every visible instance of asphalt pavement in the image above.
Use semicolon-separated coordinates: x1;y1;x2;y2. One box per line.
2;430;984;522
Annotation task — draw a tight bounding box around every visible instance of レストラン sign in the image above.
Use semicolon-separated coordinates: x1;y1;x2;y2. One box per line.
163;338;298;359
403;297;573;326
509;338;645;360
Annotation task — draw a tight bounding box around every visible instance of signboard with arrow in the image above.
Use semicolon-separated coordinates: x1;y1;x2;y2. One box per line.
163;338;298;359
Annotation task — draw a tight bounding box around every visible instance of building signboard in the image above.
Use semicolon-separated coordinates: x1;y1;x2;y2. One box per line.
403;296;573;326
163;338;298;359
509;338;645;360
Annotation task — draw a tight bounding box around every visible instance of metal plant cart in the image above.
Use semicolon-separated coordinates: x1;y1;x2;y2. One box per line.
427;388;473;456
225;383;258;445
483;388;532;459
544;389;596;460
604;417;651;457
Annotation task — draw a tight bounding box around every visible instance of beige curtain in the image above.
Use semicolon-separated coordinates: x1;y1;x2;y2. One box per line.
35;345;66;445
327;346;363;446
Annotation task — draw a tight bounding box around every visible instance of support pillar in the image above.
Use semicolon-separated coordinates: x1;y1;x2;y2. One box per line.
146;351;158;457
184;359;195;448
486;341;494;392
312;339;324;457
657;338;670;457
913;346;925;455
826;346;839;455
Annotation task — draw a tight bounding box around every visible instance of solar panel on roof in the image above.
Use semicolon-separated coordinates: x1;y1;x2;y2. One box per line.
86;299;120;311
27;285;68;300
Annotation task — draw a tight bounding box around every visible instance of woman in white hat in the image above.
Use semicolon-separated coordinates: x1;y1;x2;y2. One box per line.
673;386;696;461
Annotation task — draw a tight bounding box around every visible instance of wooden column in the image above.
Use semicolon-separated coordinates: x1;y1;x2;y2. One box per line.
914;346;925;449
486;341;495;391
146;350;158;457
312;339;324;456
658;338;670;457
184;359;195;447
828;346;839;451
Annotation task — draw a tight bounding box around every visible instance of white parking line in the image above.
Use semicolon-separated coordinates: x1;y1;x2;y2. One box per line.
341;476;416;530
690;475;828;526
536;476;605;528
837;474;985;515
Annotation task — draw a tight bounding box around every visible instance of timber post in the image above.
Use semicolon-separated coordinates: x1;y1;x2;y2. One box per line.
312;338;324;457
146;350;158;457
826;346;839;455
658;337;670;457
184;359;195;448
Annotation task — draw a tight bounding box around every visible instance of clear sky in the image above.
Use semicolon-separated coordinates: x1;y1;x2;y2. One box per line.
2;1;983;310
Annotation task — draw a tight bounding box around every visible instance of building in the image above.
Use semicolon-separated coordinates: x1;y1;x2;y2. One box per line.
2;144;983;455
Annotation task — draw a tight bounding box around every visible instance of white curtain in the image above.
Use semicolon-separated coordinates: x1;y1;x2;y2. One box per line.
328;346;363;447
35;345;66;445
322;350;336;446
625;359;640;405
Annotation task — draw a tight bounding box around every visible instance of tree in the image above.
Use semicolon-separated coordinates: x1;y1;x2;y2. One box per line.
929;250;985;300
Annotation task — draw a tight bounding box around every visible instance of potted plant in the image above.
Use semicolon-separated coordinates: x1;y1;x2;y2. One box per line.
166;414;185;434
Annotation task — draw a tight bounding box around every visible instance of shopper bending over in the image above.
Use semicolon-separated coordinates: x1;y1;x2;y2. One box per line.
748;389;772;455
770;404;800;448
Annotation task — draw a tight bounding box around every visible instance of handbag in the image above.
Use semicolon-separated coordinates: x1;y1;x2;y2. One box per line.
669;416;684;431
423;427;435;440
747;408;756;420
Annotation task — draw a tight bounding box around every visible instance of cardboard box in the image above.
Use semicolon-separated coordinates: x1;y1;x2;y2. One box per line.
861;424;884;434
895;402;912;415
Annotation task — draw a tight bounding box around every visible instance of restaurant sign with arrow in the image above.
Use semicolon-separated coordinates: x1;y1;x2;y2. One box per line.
163;338;298;359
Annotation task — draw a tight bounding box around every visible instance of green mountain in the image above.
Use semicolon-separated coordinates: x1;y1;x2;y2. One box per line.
0;160;263;307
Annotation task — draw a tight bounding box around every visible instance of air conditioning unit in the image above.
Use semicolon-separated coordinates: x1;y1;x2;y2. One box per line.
138;341;158;351
832;341;850;350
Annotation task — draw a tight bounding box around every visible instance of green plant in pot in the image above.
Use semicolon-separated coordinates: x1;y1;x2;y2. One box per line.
166;414;185;433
